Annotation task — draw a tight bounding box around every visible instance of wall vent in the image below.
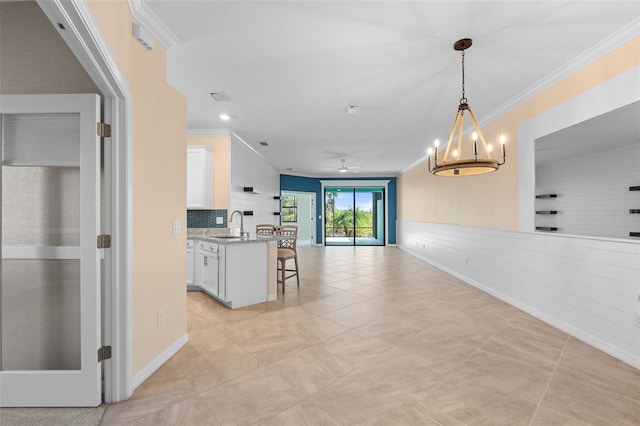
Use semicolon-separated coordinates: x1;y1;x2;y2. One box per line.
210;92;231;102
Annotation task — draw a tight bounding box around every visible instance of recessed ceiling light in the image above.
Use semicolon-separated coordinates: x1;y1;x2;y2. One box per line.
259;141;269;146
219;113;230;121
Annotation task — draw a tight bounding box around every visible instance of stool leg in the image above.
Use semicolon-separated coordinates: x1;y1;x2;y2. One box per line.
294;255;300;287
280;259;285;293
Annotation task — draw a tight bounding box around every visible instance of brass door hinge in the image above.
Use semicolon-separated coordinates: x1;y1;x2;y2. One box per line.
97;122;111;138
98;346;112;362
97;235;111;249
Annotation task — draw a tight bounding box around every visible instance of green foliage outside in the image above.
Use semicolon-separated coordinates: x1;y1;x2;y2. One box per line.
281;195;297;222
325;192;374;237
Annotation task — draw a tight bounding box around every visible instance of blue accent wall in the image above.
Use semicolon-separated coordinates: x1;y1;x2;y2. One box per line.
280;174;397;245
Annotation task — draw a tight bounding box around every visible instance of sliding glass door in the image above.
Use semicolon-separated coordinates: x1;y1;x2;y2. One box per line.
325;187;384;246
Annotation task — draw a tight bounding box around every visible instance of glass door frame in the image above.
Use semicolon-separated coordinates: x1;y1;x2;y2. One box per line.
320;180;390;247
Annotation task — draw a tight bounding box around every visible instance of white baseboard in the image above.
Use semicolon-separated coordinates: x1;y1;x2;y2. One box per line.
132;333;189;390
399;246;640;370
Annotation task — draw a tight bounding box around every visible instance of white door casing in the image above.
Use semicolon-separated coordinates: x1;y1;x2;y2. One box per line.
0;94;102;407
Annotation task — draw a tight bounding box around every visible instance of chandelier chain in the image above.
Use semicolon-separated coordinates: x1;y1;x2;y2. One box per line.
460;49;466;104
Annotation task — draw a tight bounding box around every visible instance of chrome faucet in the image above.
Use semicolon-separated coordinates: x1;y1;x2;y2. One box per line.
230;210;246;236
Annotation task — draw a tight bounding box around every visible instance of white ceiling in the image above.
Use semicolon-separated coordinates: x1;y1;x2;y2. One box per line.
143;1;639;177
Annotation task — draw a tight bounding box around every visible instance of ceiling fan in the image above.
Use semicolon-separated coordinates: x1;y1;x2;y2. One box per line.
338;159;360;174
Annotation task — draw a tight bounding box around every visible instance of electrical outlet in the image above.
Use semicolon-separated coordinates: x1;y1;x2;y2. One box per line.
157;310;164;327
216;217;224;225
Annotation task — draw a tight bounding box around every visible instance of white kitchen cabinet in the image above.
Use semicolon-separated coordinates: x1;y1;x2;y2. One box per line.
195;240;219;296
188;238;270;308
186;239;195;287
217;245;226;300
187;146;213;209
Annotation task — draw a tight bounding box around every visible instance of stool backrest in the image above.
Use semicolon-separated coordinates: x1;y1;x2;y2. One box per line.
275;225;297;250
256;224;275;236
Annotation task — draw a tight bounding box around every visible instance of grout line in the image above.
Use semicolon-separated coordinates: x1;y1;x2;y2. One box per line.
527;333;571;426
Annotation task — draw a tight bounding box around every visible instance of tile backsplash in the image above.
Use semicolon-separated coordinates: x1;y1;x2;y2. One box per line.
187;209;227;228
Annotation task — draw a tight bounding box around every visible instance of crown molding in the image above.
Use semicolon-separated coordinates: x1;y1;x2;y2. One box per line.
128;0;178;49
229;132;281;173
401;155;428;175
187;128;232;136
478;18;640;127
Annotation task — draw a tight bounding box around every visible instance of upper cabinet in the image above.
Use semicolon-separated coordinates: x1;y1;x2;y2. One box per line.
187;146;213;209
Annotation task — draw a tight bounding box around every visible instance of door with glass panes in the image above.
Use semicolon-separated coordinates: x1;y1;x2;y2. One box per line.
0;94;103;406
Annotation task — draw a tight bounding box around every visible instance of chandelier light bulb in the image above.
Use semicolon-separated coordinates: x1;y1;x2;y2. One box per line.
434;139;440;148
472;131;478;141
500;135;507;144
427;147;434;156
487;144;493;153
452;149;458;157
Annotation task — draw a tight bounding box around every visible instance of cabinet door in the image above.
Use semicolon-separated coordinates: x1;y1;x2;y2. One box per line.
187;147;212;209
186;248;194;286
196;251;207;289
217;245;226;301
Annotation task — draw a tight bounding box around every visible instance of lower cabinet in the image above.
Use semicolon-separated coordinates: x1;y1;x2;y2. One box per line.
195;241;220;297
186;239;195;287
189;239;268;309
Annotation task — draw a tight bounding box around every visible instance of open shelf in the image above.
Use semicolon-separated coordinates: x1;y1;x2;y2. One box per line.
536;227;558;232
629;186;640;191
243;187;262;194
536;210;558;215
536;194;557;199
630;209;640;214
630;232;640;237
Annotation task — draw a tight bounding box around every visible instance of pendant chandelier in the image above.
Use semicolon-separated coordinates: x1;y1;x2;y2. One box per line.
427;38;506;176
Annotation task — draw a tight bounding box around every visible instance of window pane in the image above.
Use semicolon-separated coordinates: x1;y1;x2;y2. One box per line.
282;207;297;222
281;195;296;207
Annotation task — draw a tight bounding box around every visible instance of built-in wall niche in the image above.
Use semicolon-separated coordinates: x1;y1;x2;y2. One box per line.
534;101;640;240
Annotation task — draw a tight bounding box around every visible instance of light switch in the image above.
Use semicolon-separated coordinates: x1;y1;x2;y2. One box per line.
216;217;224;225
172;220;181;234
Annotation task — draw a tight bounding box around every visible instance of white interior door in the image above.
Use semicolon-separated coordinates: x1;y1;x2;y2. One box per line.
0;94;102;407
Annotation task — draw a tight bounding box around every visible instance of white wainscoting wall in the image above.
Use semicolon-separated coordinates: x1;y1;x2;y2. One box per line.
229;134;280;233
398;220;640;368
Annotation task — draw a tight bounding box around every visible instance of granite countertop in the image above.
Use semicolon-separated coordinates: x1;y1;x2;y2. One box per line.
187;228;275;245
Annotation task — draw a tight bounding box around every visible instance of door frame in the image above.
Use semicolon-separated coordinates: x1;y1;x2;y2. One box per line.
320;180;390;246
37;0;133;402
280;190;317;246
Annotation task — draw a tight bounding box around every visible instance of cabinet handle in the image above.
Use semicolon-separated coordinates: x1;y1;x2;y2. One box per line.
204;256;208;266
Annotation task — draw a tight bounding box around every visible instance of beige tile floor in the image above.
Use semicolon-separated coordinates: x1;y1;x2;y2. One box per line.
2;246;639;425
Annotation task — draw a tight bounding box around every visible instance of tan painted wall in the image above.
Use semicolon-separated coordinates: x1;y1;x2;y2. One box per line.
86;1;188;374
398;37;640;230
187;134;231;210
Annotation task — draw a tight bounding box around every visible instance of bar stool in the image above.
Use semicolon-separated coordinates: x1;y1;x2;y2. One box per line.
255;224;275;236
275;225;299;292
